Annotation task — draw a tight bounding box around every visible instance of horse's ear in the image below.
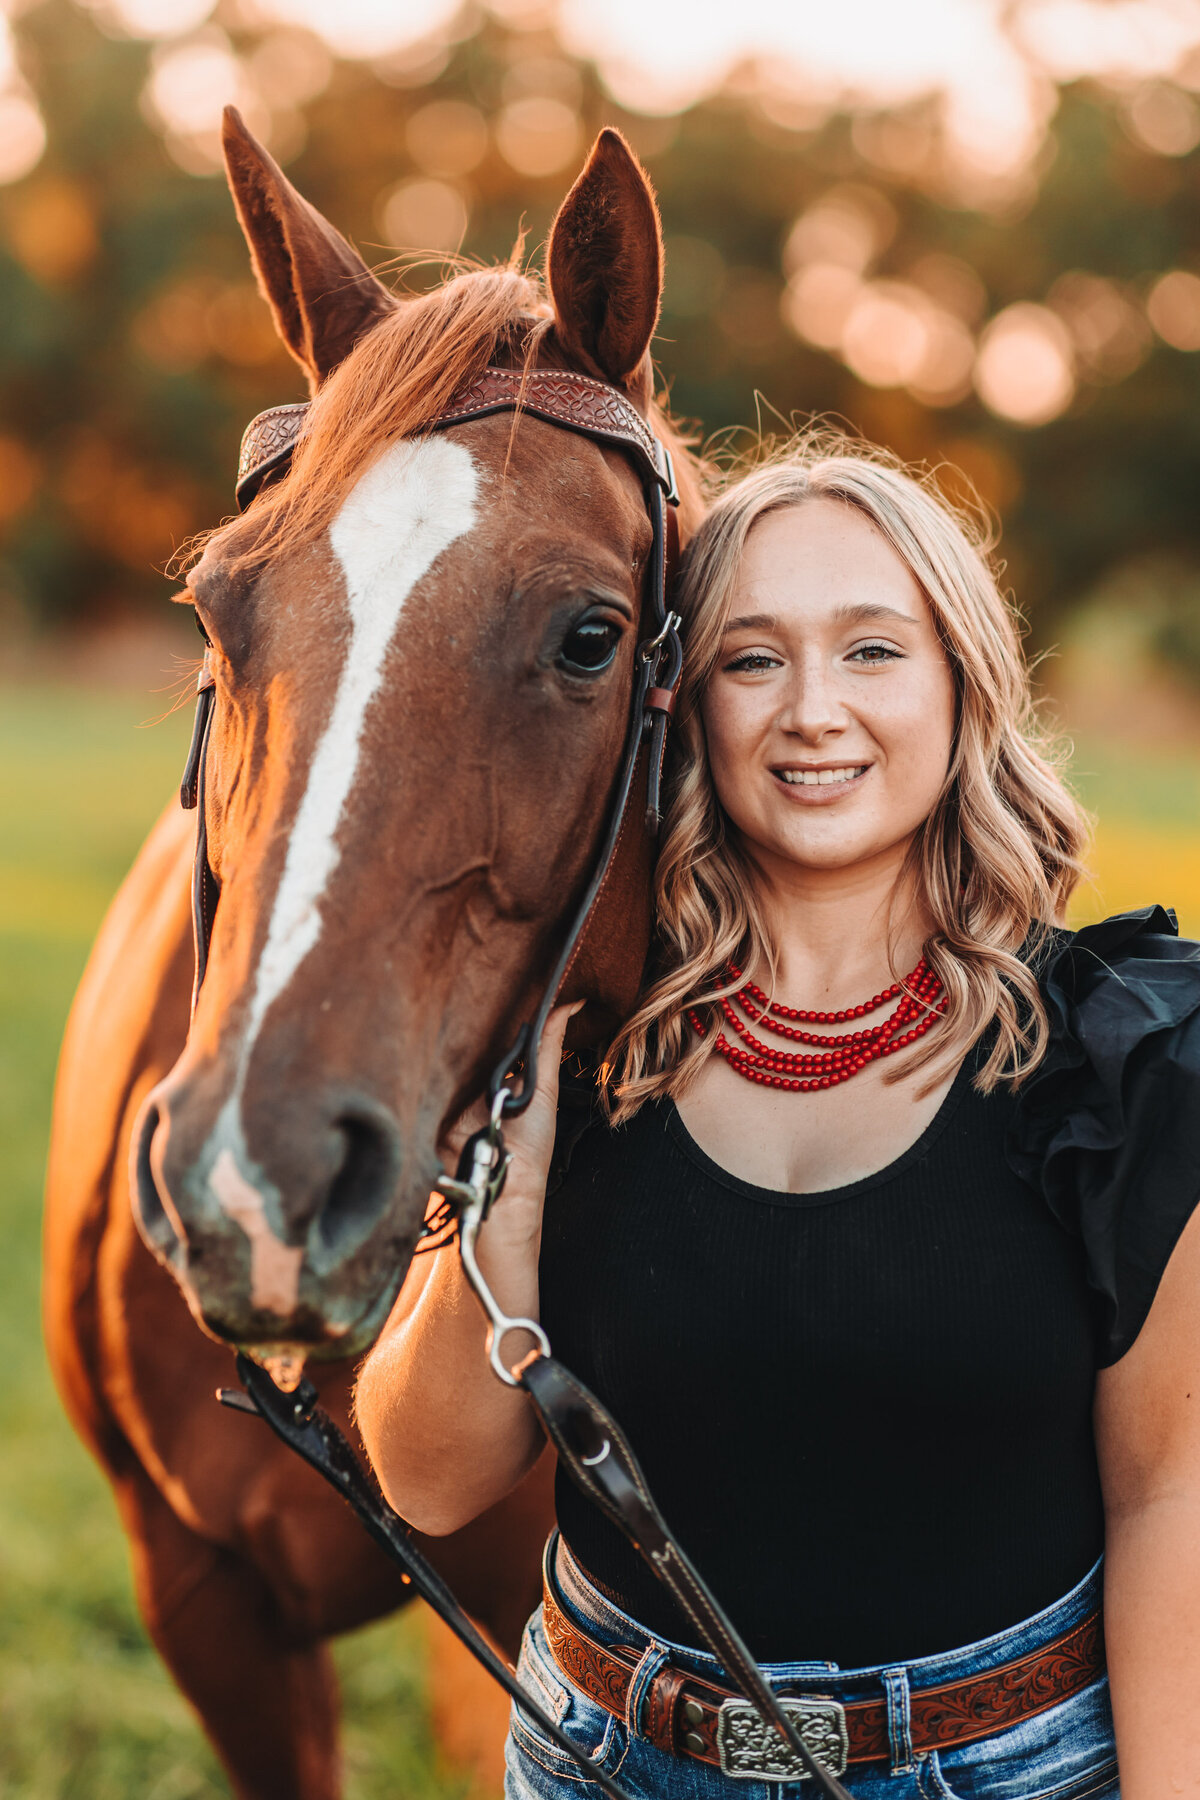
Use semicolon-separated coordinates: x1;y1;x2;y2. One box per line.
222;106;396;391
546;127;663;389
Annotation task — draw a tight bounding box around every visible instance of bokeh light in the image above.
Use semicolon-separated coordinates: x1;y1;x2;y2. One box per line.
6;177;98;285
908;311;977;406
501;55;583;108
141;28;269;172
371;36;451;89
840;283;930;388
378;177;469;252
143;33;241;138
0;434;41;530
251;0;459;60
495;96;581;176
974;303;1076;425
0;14;45;189
405;99;488;177
1146;270;1200;351
76;0;215;39
1016;0;1200;82
1122;80;1200;155
0;90;45;186
245;30;332;110
778;183;977;403
781;263;863;351
783;187;896;276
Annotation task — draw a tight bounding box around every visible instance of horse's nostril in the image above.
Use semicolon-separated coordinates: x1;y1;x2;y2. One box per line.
132;1098;184;1260
312;1109;398;1266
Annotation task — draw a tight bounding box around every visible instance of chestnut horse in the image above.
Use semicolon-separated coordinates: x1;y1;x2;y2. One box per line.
44;111;701;1800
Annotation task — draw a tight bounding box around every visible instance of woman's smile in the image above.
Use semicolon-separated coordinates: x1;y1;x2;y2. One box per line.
771;761;871;797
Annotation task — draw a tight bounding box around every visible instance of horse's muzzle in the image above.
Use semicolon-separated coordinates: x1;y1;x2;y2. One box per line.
130;1081;414;1353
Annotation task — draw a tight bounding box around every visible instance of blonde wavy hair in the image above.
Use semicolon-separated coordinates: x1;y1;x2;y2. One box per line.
604;434;1088;1122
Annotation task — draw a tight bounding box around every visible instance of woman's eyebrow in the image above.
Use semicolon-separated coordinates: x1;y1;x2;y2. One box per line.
723;611;777;633
832;601;920;626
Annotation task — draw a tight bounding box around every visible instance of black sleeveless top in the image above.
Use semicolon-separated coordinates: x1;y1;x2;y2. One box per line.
538;908;1200;1666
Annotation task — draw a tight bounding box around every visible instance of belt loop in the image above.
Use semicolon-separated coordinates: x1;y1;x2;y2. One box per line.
882;1666;914;1775
624;1641;669;1736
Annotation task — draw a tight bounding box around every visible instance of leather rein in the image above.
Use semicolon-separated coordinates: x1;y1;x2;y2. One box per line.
181;368;852;1800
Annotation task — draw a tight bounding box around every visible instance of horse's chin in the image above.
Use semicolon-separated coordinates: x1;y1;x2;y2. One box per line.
178;1255;411;1372
253;1269;411;1369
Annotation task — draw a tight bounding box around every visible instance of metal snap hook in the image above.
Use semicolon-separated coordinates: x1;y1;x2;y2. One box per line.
640;610;682;661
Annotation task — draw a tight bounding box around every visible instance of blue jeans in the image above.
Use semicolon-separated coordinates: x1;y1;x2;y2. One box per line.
504;1535;1117;1800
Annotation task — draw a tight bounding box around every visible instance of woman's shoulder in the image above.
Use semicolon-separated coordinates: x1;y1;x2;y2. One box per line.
1009;905;1200;1364
1033;900;1200;996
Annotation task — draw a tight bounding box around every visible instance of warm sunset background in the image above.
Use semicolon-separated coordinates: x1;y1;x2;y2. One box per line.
2;0;1200;1793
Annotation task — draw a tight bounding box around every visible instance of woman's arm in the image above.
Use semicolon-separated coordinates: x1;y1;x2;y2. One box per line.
1094;1199;1200;1795
354;1005;577;1536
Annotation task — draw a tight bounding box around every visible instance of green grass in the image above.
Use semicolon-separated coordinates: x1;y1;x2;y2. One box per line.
0;686;462;1799
2;683;1199;1797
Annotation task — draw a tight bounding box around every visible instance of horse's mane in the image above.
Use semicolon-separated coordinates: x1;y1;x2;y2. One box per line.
212;258;704;572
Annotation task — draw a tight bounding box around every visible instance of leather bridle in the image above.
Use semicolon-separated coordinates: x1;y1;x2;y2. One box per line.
182;369;853;1800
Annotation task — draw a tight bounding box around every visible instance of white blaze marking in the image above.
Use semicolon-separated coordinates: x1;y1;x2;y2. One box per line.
206;435;479;1255
210;1147;305;1314
244;433;479;1052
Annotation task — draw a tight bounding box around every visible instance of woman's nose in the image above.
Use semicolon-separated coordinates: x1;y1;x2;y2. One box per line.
775;658;847;741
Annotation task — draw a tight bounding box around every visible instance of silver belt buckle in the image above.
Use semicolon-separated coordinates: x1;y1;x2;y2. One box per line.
715;1696;849;1782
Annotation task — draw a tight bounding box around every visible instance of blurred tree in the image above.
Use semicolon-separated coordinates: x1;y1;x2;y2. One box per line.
1;0;1199;675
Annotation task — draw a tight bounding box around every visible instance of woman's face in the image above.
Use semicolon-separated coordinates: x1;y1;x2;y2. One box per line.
701;498;957;887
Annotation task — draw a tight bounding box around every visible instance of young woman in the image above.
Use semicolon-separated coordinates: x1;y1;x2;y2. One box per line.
356;443;1200;1798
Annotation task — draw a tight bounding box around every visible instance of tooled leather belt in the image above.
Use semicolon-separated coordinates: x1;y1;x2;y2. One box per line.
542;1576;1105;1778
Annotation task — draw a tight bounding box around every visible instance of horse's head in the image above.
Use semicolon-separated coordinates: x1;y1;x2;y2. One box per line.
133;110;701;1361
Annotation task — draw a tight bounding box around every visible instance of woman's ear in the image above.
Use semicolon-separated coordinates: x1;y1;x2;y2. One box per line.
222;106;397;393
546;127;663;390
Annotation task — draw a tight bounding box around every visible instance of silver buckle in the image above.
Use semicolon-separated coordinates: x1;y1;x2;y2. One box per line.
715;1697;849;1782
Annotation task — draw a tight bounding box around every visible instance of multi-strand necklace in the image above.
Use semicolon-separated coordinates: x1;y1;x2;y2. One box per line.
686;955;947;1092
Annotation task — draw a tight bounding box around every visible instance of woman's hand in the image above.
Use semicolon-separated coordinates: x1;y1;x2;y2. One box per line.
437;1000;583;1254
356;1003;584;1535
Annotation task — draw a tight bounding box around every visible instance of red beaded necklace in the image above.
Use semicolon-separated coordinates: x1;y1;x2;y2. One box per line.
686;956;947;1092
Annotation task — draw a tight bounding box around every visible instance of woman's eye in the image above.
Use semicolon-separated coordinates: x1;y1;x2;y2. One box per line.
848;642;900;665
724;651;780;673
558;615;621;675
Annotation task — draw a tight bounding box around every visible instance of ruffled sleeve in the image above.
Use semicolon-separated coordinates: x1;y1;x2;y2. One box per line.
1008;905;1200;1365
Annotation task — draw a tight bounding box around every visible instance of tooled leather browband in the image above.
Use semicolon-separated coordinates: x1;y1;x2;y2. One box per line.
235;368;678;512
236;402;309;505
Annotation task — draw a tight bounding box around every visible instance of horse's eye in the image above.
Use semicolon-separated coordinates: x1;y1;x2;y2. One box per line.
558;614;621;675
194;610;212;648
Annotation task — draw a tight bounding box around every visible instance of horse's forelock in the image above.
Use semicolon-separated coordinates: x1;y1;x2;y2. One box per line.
194;260;705;580
215;265;540;572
